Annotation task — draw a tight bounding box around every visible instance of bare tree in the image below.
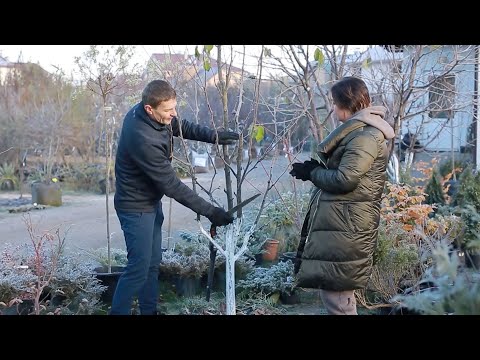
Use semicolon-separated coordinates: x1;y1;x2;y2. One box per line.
264;45;363;144
0;62;79;198
29;70;74;183
183;45;308;313
357;45;476;174
267;45;476;181
75;45;139;273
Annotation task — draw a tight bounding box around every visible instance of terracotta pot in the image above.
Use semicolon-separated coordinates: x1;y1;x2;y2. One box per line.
262;239;279;261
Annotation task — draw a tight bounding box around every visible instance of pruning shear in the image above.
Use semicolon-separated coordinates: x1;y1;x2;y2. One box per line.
209;193;261;238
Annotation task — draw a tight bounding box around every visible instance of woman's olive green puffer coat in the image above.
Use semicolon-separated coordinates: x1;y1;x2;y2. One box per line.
296;106;395;291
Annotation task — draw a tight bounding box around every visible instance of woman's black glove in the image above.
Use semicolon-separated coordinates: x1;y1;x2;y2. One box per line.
289;159;320;181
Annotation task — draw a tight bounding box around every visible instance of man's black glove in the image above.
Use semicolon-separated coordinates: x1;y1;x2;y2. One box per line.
289;159;320;181
207;207;234;226
216;131;240;145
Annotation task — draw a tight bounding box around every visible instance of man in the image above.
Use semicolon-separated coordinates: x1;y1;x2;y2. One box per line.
111;80;239;315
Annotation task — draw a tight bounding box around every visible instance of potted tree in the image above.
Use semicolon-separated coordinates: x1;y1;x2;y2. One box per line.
453;166;480;268
75;45;139;274
460;205;480;269
159;240;210;297
82;246;128;303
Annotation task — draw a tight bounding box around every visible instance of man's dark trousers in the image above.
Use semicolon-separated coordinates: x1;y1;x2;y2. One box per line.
110;204;164;315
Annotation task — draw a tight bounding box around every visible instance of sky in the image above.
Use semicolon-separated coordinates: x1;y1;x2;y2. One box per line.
0;45;194;76
0;45;369;79
0;45;264;78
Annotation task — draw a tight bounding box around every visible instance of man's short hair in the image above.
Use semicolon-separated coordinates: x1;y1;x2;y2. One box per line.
142;80;176;108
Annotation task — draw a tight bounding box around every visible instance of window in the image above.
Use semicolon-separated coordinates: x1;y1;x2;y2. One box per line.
371;93;383;105
429;74;455;119
347;64;361;77
391;61;402;74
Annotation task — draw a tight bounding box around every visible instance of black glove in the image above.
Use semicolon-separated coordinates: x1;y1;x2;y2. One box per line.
289;160;320;181
207;207;234;227
304;158;321;169
216;131;240;145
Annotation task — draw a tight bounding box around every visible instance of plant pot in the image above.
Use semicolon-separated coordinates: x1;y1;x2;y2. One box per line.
159;271;204;298
262;239;279;262
173;275;203;297
279;251;296;263
31;182;62;206
386;306;422;315
98;177;115;194
94;266;126;303
465;251;480;269
213;268;226;292
445;179;459;197
254;253;264;266
0;179;15;191
280;291;301;305
1;299;34;315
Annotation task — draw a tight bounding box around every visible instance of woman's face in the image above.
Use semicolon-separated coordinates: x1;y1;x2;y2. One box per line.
333;103;352;123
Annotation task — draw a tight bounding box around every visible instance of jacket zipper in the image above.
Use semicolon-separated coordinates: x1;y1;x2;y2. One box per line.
167;124;173;161
304;189;322;245
318;156;328;169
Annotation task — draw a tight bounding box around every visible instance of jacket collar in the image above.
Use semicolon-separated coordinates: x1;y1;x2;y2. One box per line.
318;119;365;155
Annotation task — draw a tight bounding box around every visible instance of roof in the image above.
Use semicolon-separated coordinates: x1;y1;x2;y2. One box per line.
150;53;247;75
150;53;193;65
344;45;404;64
0;56;14;67
206;58;245;75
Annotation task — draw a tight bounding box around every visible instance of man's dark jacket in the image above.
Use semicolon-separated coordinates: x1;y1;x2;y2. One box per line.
114;101;217;216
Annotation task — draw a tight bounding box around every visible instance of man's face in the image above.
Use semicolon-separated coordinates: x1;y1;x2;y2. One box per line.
146;98;177;125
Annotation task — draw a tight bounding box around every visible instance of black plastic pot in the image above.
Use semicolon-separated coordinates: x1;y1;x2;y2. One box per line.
254;253;263;266
173;276;203;297
465;251;480;269
280;291;301;305
1;299;34;315
94;266;126;303
279;252;296;263
445;179;459;197
0;179;15;191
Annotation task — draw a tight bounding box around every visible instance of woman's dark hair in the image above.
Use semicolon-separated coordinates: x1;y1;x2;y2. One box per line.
142;80;176;107
331;76;370;114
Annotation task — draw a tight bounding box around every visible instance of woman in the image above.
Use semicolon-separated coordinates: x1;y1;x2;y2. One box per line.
290;76;395;315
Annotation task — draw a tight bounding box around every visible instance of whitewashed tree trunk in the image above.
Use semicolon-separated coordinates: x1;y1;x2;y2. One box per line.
402;150;415;173
225;228;236;314
198;219;255;315
387;152;400;184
